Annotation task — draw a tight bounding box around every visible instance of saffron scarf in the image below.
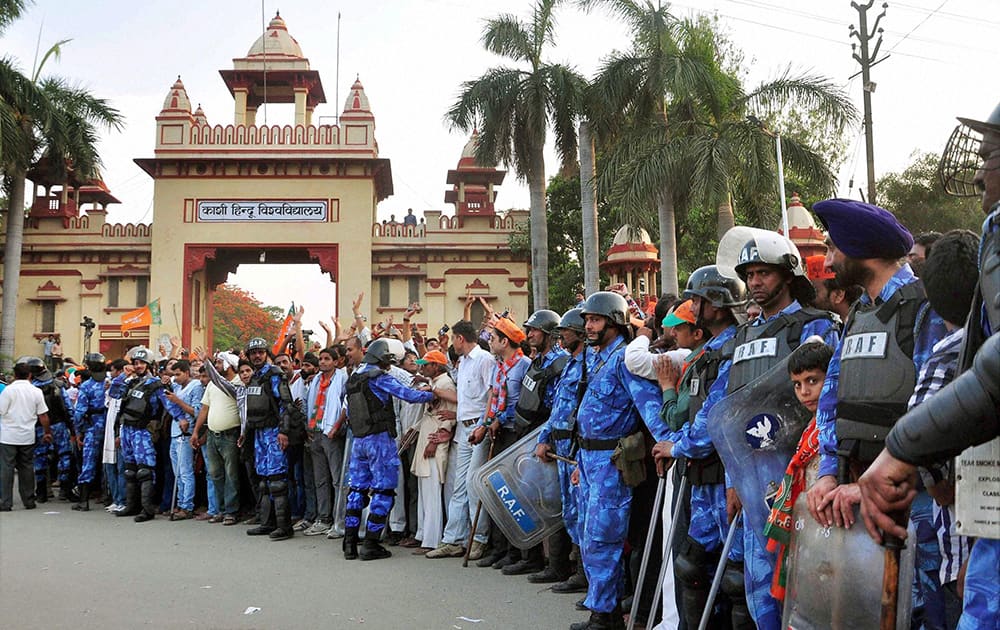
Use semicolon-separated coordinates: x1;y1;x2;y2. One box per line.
485;349;524;422
308;371;333;431
762;416;819;601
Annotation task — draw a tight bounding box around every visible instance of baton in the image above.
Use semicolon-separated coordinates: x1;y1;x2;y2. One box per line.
647;468;688;628
548;452;577;466
168;460;179;521
462;435;497;568
879;511;908;630
397;426;419;455
699;512;743;630
626;472;667;630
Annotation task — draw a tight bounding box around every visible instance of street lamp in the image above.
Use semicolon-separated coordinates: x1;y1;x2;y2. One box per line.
747;115;789;237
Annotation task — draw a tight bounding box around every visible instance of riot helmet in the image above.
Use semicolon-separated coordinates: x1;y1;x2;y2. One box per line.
15;356;46;376
523;309;561;334
717;226;815;306
245;337;269;354
580;291;630;326
940;100;1000;198
84;353;107;373
382;338;406;364
556;308;586;334
131;348;153;364
683;265;748;309
362;339;394;365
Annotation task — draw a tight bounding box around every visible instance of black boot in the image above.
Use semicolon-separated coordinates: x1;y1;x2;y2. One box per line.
35;477;49;503
59;479;79;502
72;483;90;511
268;480;293;541
569;612;624;630
360;531;392;561
503;544;545;575
134;469;156;522
343;528;359;560
553;552;589;594
117;470;140;517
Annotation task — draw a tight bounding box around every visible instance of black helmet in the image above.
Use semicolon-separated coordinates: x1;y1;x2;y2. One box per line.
362;339;394;365
580;291;629;327
15;356;45;371
523;309;561;334
245;337;269;354
85;353;106;372
556;308;586;334
683;265;748;309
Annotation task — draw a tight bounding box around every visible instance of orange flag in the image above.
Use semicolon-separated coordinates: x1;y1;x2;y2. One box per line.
272;303;295;355
121;299;161;333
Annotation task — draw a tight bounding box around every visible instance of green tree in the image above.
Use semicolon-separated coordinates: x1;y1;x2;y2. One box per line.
1;5;124;368
878;152;982;234
211;285;284;352
447;0;586;309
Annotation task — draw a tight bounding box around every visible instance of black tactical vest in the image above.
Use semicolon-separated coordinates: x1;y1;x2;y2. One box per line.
681;346;728;486
40;383;69;425
836;281;926;464
120;379;164;427
345;369;396;438
726;308;835;394
515;354;569;431
245;369;280;429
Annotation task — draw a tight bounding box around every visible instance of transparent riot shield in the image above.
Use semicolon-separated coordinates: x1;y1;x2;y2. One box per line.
473;425;565;550
782;494;915;629
706;355;813;541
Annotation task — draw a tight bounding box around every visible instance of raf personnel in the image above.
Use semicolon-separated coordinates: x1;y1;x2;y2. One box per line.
72;353;108;511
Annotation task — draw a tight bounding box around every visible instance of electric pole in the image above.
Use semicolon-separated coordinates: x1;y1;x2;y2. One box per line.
850;1;887;205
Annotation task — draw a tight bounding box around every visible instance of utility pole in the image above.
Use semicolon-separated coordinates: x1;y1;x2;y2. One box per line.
850;1;887;205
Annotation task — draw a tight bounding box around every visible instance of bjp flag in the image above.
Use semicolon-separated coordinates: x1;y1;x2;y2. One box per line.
272;303;295;355
121;299;162;333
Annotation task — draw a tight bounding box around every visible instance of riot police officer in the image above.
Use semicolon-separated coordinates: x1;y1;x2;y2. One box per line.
651;265;749;629
243;337;303;541
117;348;170;522
573;292;673;630
343;339;436;561
26;357;75;503
534;308;588;591
505;309;568;577
72;353;108;511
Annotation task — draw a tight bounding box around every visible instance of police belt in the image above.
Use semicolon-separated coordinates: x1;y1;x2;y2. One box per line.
577;434;628;451
551;428;574;441
687;451;725;486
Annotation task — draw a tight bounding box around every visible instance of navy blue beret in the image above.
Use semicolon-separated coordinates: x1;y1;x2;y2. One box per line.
812;198;913;260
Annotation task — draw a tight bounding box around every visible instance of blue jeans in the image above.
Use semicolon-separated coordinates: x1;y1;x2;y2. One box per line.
169;435;195;511
441;434;490;545
104;449;126;505
204;429;241;516
201;444;217;515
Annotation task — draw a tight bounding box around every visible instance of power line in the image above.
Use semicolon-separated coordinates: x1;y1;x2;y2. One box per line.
892;0;1000;27
887;0;950;53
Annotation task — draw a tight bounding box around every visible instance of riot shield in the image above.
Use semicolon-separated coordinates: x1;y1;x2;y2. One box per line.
473;425;564;550
706;355;812;543
955;437;1000;539
782;494;914;629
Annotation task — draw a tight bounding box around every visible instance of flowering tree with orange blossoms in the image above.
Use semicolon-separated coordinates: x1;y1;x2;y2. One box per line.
211;284;283;352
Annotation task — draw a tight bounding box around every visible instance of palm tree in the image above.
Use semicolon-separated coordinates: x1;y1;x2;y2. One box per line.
447;0;586;309
1;35;123;368
582;1;735;294
578;120;599;295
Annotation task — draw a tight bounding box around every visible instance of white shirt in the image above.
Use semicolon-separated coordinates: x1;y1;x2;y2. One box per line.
455;344;494;422
624;335;689;381
389;365;426;435
0;380;49;446
306;368;347;434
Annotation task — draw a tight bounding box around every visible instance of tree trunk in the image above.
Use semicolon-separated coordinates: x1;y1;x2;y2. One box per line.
717;188;735;239
657;193;679;295
578;121;599;296
1;173;26;371
528;146;549;310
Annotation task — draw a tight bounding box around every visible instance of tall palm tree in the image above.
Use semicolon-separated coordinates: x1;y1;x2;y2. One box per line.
1;38;123;368
447;0;586;309
583;1;735;294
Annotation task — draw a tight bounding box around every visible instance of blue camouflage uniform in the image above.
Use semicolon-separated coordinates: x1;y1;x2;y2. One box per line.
120;376;169;469
345;364;433;535
252;364;289;477
32;376;74;485
815;265;946;630
575;335;674;615
955;206;1000;630
737;301;840;630
537;350;585;544
72;376;107;485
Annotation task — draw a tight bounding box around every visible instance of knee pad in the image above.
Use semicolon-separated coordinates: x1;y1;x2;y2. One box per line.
268;479;288;497
124;467;138;481
372;487;396;498
135;467;153;483
720;560;747;602
675;537;714;589
258;479;269;495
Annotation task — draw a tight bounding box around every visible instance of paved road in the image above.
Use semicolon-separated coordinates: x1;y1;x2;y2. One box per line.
0;503;582;629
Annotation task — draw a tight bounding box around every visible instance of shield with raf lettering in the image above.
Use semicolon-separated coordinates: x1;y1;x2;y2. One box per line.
474;426;565;550
707;355;813;547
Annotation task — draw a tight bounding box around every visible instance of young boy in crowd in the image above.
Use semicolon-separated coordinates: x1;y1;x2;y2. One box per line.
761;339;834;601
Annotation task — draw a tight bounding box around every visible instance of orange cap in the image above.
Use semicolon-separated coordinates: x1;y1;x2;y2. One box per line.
661;300;698;328
806;255;835;281
493;317;527;345
415;350;449;366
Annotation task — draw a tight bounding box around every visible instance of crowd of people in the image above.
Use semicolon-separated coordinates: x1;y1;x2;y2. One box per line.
1;102;999;630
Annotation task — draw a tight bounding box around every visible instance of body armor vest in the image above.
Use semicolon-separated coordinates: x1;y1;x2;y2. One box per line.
120;379;163;427
726;308;834;395
40;383;69;425
836;281;925;465
245;369;280;429
345;370;397;438
685;347;727;486
515;354;569;431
